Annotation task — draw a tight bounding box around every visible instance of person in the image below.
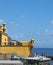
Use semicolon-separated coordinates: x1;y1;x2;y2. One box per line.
33;53;37;57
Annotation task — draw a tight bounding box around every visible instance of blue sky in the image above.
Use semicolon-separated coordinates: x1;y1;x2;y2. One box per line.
0;0;53;48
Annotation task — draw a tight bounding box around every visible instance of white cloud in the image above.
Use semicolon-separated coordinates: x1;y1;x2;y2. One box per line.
45;29;53;36
45;29;48;32
20;15;25;18
45;29;50;34
50;30;53;36
10;21;14;24
14;34;25;39
36;32;40;35
0;19;5;23
10;21;20;28
16;24;18;26
51;20;53;24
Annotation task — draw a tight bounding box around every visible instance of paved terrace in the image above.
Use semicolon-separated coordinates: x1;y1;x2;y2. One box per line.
0;60;23;65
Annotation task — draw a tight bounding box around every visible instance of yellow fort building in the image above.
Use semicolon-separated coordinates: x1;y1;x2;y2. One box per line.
0;23;34;57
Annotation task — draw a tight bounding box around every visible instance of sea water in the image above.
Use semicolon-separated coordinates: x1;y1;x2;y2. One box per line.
32;48;53;65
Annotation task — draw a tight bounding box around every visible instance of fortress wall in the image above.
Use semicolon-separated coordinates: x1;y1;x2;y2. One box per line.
0;47;31;57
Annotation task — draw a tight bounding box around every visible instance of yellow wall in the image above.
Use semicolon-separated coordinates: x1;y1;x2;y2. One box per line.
0;27;3;32
20;41;34;47
1;34;8;46
0;47;31;57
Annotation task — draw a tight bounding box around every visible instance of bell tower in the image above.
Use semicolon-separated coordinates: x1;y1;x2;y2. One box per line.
0;23;6;33
0;23;8;46
3;23;6;32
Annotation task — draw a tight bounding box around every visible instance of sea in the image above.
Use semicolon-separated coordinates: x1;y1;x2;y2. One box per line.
32;48;53;65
